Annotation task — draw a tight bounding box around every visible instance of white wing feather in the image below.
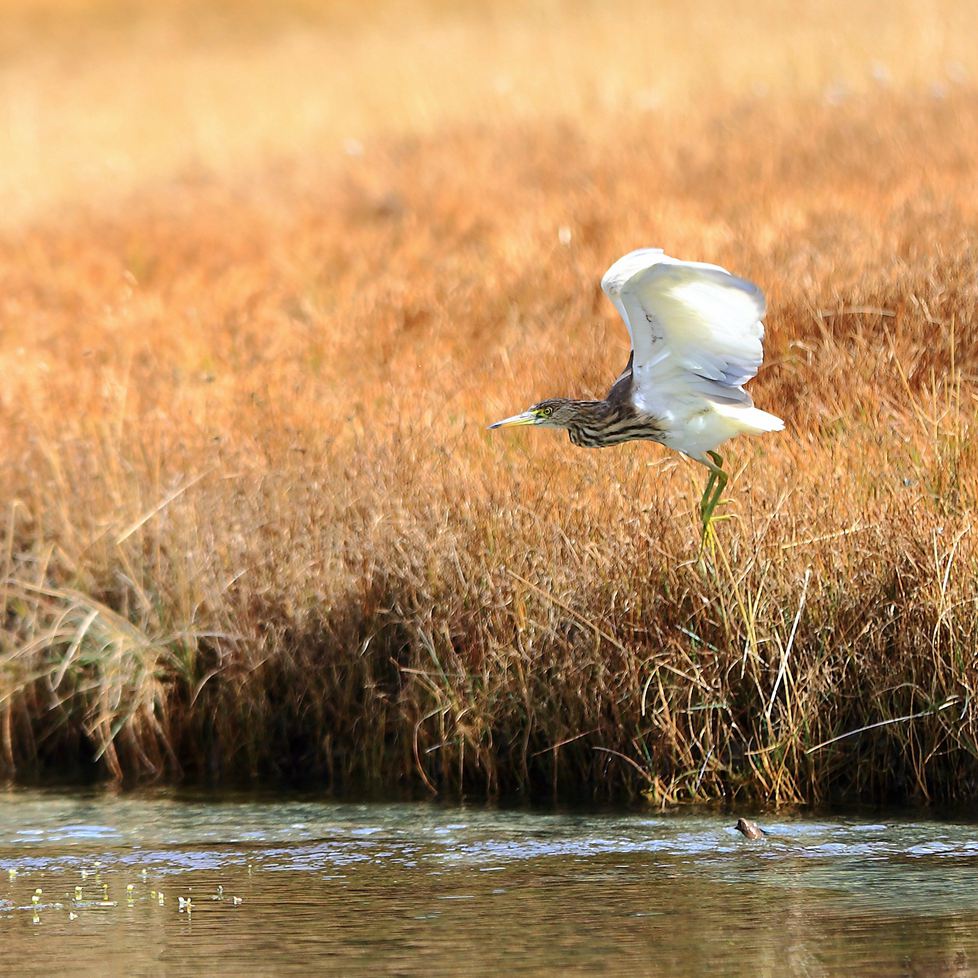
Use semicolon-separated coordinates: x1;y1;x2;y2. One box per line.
601;248;767;417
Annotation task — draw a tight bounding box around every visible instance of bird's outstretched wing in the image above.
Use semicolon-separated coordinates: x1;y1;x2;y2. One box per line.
601;248;766;414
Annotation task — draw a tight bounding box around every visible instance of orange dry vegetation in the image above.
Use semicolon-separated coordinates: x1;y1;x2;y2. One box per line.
2;0;978;802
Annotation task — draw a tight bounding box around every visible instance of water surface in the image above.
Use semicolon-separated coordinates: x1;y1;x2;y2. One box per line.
2;787;978;976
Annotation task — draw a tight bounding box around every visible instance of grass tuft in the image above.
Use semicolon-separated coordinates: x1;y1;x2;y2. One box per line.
3;0;978;803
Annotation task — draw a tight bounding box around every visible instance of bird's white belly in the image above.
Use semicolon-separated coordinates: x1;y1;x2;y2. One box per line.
630;355;782;461
659;403;752;459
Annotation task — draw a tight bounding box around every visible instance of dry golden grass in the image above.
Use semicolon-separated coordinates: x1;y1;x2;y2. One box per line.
2;0;978;802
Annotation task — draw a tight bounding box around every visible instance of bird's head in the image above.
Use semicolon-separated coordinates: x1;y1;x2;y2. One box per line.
488;398;577;431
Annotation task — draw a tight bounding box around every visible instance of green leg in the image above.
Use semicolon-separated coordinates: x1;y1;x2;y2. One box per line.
699;451;728;535
699;469;718;524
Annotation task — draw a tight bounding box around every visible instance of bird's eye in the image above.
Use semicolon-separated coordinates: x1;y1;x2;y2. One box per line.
543;407;553;417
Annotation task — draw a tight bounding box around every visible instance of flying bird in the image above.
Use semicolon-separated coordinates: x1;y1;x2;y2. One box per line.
489;248;783;530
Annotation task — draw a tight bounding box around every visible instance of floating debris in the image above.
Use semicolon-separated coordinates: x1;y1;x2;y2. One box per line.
734;818;767;840
24;900;65;912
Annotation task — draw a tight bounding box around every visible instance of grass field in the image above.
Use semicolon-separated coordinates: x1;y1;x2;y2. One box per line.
3;0;978;803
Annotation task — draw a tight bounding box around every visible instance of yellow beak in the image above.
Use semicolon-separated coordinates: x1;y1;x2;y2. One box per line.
488;410;538;429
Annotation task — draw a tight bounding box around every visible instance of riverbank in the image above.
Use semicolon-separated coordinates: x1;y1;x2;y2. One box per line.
2;0;978;803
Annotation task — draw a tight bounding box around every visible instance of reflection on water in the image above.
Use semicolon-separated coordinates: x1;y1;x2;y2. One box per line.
2;789;978;976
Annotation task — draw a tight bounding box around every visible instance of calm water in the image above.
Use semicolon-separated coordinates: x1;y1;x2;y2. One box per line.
2;789;978;976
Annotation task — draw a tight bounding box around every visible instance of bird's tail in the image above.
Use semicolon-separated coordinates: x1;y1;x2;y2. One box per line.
737;407;785;434
709;400;784;435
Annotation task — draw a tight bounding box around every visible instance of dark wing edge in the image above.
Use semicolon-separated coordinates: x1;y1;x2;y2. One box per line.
605;350;634;403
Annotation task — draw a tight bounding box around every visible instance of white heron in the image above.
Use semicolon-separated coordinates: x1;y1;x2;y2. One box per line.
489;248;784;529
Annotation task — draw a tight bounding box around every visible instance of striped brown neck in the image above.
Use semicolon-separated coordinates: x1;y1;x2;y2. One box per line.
563;400;662;448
